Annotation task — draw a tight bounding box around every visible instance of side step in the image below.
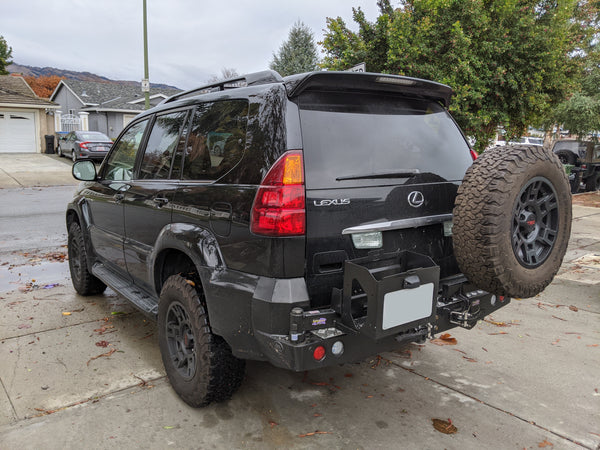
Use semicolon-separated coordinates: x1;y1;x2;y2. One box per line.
92;263;159;317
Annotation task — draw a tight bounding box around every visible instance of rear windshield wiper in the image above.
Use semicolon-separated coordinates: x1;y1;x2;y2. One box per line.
336;169;420;181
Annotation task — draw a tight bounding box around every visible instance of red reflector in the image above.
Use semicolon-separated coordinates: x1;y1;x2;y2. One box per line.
251;151;305;236
313;346;326;361
470;149;478;160
499;296;505;302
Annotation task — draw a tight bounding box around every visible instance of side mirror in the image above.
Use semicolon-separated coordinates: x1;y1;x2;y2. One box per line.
72;160;97;181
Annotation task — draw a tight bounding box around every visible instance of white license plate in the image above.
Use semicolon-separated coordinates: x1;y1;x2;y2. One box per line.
382;283;434;330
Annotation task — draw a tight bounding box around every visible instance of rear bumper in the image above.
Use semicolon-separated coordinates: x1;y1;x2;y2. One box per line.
217;250;510;371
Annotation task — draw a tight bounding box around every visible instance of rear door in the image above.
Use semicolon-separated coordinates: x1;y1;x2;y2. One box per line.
297;91;473;306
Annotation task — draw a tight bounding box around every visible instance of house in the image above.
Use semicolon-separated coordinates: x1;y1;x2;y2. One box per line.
0;75;59;153
50;80;180;139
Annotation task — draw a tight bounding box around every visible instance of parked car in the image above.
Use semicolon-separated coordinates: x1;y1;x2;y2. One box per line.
509;136;543;146
57;130;113;162
552;139;600;192
66;70;571;407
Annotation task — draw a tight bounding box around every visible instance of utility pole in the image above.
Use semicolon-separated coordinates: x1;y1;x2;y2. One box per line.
142;0;150;109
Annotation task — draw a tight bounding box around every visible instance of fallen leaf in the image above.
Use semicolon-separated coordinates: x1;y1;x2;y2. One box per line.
87;348;117;366
587;344;599;347
568;305;578;312
462;356;477;362
551;315;567;321
484;319;509;327
538;439;553;447
344;373;353;378
298;431;331;437
17;324;32;329
432;418;457;434
62;312;71;316
431;334;457;346
488;331;508;335
95;341;110;348
186;279;196;287
268;420;278;428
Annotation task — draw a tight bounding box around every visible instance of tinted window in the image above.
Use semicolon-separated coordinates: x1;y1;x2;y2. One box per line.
138;111;189;180
182;100;248;181
298;92;472;189
103;120;149;181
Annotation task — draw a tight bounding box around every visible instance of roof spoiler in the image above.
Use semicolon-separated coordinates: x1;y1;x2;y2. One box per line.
284;72;453;107
160;70;284;105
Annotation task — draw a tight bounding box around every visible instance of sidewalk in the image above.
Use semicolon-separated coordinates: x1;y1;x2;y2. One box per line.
0;154;78;188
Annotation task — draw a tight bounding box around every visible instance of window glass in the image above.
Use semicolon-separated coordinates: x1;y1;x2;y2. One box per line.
182;100;248;181
299;92;472;189
138;111;189;180
103;120;148;181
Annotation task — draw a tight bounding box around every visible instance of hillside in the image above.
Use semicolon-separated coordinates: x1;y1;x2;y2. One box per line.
7;63;179;90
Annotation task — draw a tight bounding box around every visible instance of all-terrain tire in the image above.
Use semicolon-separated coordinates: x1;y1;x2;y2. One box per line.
453;145;572;298
67;222;107;295
555;149;576;165
158;275;245;407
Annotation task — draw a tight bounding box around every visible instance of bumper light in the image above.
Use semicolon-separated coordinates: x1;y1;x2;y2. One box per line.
313;346;326;361
331;341;344;356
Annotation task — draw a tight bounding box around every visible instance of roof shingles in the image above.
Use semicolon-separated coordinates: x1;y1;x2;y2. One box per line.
0;75;57;107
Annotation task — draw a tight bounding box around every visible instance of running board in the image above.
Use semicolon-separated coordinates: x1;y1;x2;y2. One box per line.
92;263;159;317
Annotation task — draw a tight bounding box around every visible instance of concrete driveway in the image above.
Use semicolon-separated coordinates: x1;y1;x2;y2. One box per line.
0;158;598;449
0;153;77;188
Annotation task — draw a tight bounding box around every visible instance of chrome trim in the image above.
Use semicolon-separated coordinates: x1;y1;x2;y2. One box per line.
342;214;453;235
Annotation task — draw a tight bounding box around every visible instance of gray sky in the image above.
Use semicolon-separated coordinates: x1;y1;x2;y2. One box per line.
1;0;383;89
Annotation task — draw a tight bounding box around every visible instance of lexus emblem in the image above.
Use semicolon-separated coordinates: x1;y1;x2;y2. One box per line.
408;191;425;208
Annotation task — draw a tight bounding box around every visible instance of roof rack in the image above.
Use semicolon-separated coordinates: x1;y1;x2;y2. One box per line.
161;70;283;104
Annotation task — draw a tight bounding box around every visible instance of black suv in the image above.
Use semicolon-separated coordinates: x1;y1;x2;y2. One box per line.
67;70;571;407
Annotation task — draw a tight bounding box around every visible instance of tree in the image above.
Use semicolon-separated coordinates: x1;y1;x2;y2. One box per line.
24;75;65;98
321;0;591;152
0;35;13;75
270;21;320;76
206;68;239;83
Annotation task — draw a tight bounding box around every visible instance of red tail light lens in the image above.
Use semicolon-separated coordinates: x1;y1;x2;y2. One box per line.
470;149;478;160
251;150;305;236
79;142;89;149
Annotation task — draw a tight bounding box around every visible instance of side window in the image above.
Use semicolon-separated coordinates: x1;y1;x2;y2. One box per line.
138;110;189;180
182;100;248;181
103;120;149;182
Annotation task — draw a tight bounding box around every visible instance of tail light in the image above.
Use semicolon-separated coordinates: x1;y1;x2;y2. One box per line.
251;150;305;236
470;149;478;160
79;142;89;149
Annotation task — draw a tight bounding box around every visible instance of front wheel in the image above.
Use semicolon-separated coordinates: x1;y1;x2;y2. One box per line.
67;222;106;295
158;275;245;407
71;150;77;163
57;146;62;157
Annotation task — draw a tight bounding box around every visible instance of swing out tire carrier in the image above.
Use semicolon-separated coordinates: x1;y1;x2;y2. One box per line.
255;250;510;372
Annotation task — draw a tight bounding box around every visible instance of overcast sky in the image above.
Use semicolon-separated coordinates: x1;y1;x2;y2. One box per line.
2;0;383;89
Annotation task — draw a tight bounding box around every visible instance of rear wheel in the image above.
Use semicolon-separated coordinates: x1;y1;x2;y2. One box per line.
453;145;572;298
68;222;106;295
555;150;576;165
158;275;245;407
57;146;62;157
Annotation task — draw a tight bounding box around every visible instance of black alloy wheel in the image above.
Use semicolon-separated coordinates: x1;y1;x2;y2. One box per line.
511;176;559;268
164;301;197;381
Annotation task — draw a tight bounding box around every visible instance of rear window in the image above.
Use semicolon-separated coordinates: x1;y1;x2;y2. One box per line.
298;92;472;189
77;132;110;141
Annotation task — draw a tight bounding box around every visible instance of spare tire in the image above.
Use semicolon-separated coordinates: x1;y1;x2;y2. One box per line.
452;145;572;298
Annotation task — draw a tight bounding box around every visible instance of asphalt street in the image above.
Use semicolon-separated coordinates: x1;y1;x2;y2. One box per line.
0;155;598;449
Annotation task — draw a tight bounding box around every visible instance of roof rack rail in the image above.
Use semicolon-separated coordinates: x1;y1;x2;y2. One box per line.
161;70;283;104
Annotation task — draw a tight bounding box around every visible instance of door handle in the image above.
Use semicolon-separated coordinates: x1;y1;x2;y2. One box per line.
153;197;169;207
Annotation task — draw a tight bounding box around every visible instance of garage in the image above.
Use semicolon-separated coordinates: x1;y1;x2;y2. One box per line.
0;75;58;154
0;110;37;153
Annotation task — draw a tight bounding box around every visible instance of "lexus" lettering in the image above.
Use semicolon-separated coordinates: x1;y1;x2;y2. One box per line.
314;199;351;207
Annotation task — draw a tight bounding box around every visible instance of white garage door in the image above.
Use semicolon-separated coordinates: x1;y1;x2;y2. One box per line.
0;111;37;153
